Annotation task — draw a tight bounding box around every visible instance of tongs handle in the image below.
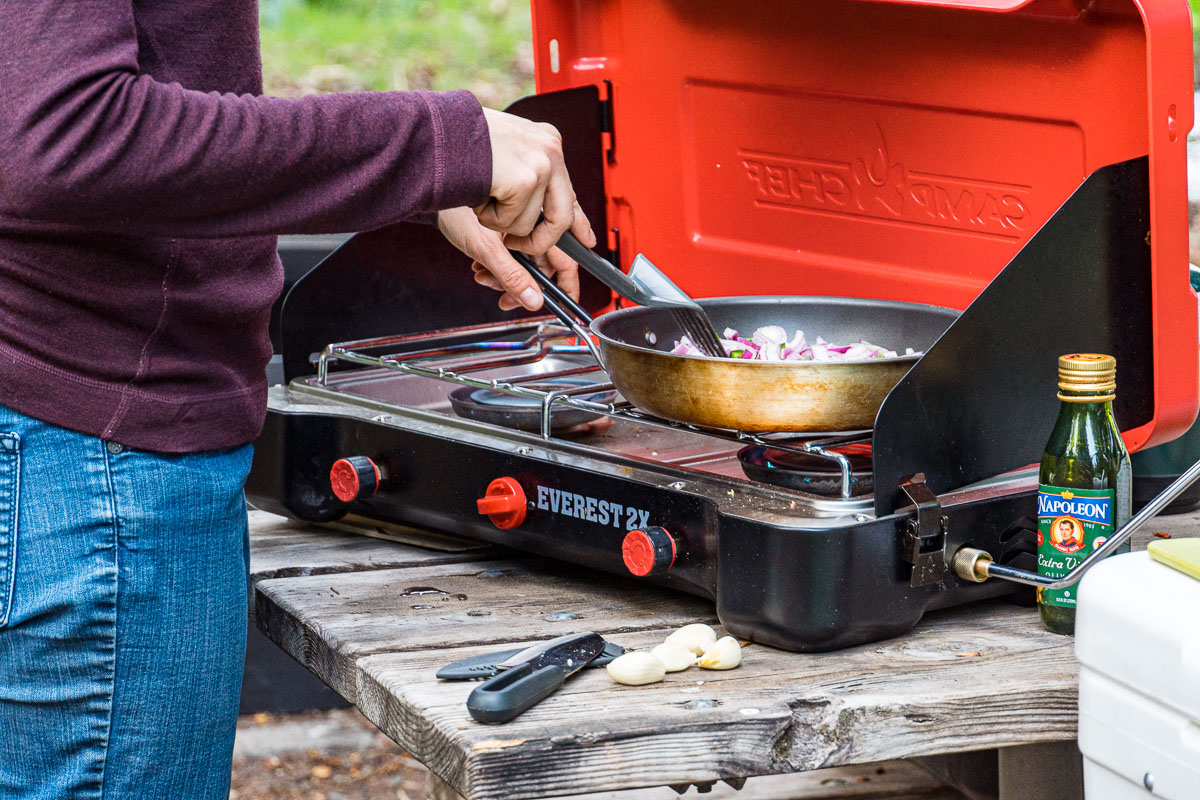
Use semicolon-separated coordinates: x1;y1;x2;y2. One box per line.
553;231;644;303
555;231;699;311
508;250;606;370
512;251;593;325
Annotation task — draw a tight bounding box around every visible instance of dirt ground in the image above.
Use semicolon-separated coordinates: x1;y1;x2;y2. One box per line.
230;710;432;800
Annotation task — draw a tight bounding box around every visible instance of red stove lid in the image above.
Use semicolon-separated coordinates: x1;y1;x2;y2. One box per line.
529;0;1197;449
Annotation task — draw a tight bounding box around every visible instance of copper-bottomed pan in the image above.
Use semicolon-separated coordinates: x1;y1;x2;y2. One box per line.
512;253;958;433
588;297;958;432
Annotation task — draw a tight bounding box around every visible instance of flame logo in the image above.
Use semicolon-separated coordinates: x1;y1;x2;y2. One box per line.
851;127;906;216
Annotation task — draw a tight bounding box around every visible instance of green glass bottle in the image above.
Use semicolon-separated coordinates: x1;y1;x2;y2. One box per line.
1037;353;1132;635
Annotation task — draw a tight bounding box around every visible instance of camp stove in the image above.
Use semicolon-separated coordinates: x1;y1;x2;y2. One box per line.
250;319;1034;650
247;0;1198;650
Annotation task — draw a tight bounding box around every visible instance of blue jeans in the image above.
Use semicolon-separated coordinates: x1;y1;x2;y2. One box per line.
0;404;252;799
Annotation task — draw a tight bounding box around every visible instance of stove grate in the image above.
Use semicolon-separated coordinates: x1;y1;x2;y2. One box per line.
315;319;869;498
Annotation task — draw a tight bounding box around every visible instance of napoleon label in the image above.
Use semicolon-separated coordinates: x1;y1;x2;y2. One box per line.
1036;485;1113;607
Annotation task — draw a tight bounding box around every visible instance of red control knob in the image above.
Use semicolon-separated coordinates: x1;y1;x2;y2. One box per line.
330;456;380;503
622;527;676;577
476;477;527;529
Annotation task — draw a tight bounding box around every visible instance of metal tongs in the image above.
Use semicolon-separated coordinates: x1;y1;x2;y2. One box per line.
522;231;726;358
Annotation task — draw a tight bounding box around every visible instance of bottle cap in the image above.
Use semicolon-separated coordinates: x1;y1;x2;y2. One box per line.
1057;353;1116;400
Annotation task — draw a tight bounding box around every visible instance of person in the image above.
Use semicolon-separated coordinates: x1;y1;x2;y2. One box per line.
0;1;594;797
1052;517;1083;550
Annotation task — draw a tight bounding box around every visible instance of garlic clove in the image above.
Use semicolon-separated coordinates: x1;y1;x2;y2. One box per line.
697;636;743;670
650;642;697;672
606;651;667;685
663;623;717;656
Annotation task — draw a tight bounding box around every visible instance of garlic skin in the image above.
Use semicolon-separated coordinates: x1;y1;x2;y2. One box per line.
697;636;742;670
650;643;697;672
663;623;717;656
606;651;667;685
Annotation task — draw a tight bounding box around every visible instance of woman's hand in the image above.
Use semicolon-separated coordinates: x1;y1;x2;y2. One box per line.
475;108;595;255
437;206;584;312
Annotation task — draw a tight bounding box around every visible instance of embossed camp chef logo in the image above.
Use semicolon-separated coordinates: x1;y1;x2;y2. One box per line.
739;127;1031;239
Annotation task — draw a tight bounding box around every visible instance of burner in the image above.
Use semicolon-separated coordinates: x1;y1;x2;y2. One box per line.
448;378;616;433
737;441;873;497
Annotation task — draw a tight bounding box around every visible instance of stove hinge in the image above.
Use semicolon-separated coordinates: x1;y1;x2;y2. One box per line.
599;78;616;165
899;473;948;588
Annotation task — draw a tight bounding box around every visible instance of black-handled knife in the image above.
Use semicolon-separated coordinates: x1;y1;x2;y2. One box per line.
466;631;607;724
436;639;623;681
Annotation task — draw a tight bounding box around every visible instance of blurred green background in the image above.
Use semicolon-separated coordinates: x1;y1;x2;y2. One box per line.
261;0;1199;106
259;0;534;108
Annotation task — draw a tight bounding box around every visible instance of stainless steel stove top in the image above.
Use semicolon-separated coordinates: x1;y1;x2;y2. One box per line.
266;317;1039;534
279;354;1035;532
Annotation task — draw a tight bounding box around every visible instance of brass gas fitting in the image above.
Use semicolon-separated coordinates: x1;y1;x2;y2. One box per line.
952;547;993;583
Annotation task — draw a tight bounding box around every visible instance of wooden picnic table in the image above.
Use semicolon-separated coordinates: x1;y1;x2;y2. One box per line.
248;508;1200;800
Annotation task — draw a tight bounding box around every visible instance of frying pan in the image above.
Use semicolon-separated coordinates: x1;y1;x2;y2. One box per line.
512;253;957;432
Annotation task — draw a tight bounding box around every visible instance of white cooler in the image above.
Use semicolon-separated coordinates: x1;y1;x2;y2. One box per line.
1075;542;1200;800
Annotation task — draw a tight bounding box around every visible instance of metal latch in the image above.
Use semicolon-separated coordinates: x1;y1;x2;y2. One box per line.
900;473;947;588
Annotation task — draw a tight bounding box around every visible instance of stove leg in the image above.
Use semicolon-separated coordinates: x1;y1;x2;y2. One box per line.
998;741;1084;800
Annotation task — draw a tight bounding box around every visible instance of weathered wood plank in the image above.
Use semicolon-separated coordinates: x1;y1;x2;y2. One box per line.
247;509;496;583
255;559;715;698
350;601;1074;800
572;762;966;800
434;761;965;800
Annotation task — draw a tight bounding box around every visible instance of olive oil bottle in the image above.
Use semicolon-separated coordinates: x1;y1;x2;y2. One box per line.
1037;354;1131;635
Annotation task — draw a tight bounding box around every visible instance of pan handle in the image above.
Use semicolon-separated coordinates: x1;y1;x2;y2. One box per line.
508;250;606;370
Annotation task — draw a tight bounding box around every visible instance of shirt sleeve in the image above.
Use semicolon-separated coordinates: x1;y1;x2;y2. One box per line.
0;0;492;238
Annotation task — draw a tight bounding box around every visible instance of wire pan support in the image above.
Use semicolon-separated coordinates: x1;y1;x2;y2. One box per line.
316;319;868;499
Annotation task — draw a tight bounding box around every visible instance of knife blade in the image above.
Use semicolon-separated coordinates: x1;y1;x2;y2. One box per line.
466;631;606;724
436;637;623;681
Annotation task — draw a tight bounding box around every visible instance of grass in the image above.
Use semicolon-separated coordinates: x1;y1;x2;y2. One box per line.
261;0;1199;105
259;0;535;108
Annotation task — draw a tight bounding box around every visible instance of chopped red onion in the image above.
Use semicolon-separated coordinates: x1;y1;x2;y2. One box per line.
673;326;921;361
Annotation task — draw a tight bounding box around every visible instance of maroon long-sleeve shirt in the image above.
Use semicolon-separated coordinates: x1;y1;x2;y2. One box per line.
0;0;492;451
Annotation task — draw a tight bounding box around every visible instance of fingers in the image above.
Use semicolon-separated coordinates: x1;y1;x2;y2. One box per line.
508;180;549;245
569;199;597;249
473;247;578;309
470;248;543;311
544;246;580;301
508;162;576;254
442;206;544;311
473;194;520;235
479;109;594;251
472;264;523;311
471;262;503;292
473;156;548;235
505;200;597;266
